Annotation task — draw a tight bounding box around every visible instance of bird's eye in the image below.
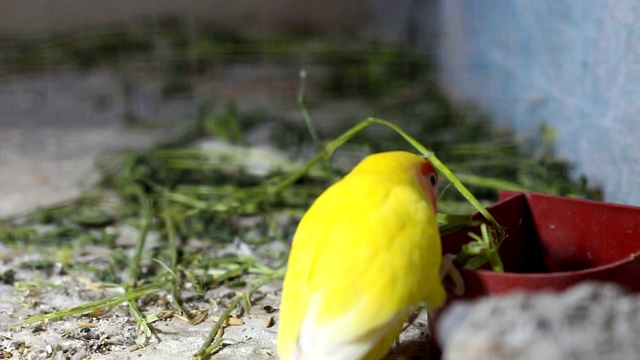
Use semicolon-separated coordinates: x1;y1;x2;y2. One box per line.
420;161;438;188
427;173;437;187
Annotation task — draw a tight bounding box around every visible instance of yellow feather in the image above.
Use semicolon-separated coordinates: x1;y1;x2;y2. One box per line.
278;151;445;360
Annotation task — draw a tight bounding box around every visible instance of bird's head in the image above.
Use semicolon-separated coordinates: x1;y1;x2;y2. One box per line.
350;151;439;212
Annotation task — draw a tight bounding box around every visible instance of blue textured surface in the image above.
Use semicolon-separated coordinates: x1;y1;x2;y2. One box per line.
437;0;640;204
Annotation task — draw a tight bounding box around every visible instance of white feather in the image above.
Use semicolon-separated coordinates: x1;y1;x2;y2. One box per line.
292;294;402;360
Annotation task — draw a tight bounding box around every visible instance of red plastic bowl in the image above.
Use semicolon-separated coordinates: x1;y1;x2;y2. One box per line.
441;190;640;298
430;191;640;356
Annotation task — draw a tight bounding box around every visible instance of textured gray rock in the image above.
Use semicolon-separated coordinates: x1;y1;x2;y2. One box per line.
438;282;640;360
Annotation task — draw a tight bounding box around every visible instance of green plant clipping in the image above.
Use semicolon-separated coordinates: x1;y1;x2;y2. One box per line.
458;223;504;272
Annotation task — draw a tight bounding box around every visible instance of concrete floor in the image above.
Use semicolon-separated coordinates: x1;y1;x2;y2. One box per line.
0;61;302;217
0;71;171;217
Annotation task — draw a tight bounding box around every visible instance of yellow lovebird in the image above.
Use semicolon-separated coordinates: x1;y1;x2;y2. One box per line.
277;151;446;360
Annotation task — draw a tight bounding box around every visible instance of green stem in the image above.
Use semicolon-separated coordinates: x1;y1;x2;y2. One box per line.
194;296;244;359
124;188;155;345
298;69;321;150
10;280;170;327
128;297;152;346
161;197;186;316
267;120;373;195
486;249;504;273
128;188;151;285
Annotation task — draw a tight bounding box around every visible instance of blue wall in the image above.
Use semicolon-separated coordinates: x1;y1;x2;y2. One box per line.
437;0;640;204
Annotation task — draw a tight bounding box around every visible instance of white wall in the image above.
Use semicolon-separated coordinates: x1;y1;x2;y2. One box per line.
437;0;640;205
